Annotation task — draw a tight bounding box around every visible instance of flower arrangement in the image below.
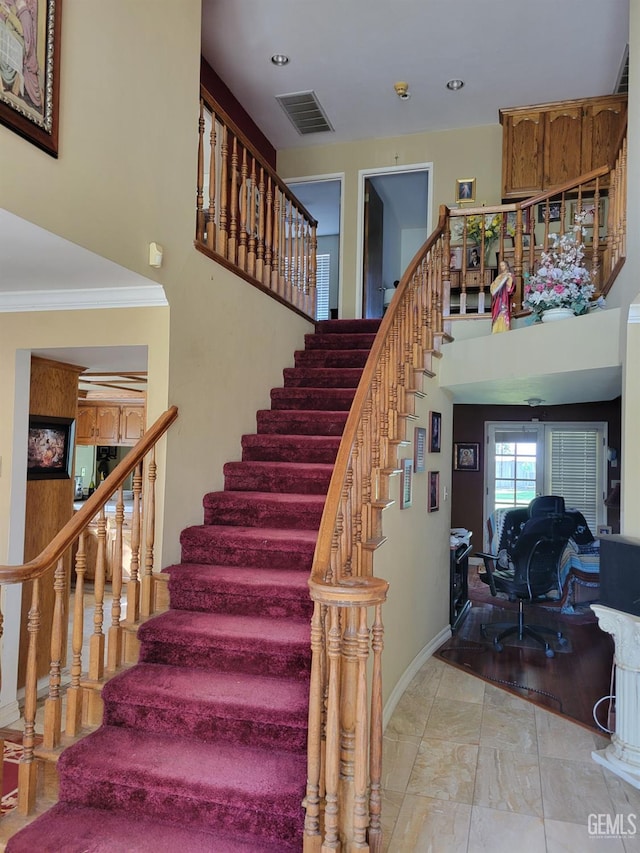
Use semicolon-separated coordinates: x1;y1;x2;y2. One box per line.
466;213;502;263
522;214;596;320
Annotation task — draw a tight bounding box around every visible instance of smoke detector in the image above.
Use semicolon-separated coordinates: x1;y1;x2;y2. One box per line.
394;81;411;101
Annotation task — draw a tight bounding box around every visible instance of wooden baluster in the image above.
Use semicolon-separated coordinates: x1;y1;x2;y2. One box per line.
141;449;157;618
352;606;370;849
227;135;239;263
304;600;324;847
237;147;248;269
216;124;229;257
89;509;107;682
368;603;385;853
322;605;342;849
207;109;217;250
309;222;318;318
196;99;205;242
255;166;265;282
18;579;40;815
271;188;281;291
247;157;257;277
338;610;358;845
107;486;124;671
43;556;66;749
127;461;143;622
264;174;273;286
591;178;601;287
66;534;86;736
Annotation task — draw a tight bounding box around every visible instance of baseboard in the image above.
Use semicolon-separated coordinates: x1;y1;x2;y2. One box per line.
0;700;21;728
382;624;452;731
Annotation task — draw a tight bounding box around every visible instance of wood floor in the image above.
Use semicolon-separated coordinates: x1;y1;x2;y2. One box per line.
435;586;615;733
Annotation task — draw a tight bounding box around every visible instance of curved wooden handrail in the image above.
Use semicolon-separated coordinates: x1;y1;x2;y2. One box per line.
0;406;178;584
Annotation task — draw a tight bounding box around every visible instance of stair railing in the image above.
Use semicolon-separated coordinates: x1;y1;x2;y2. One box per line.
195;91;318;322
0;405;178;816
304;212;449;852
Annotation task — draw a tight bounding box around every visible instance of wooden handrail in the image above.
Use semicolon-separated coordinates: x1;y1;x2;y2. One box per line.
0;406;178;584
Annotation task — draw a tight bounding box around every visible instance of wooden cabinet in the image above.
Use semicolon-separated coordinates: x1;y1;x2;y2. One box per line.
500;95;627;199
76;400;146;446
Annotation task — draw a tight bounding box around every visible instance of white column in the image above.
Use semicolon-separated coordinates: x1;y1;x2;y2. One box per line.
591;604;640;789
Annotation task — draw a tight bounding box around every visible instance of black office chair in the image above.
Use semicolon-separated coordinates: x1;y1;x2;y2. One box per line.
476;513;575;657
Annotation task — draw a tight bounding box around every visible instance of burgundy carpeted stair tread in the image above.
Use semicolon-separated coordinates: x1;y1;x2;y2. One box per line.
4;803;299;853
56;726;305;844
165;563;313;618
180;524;318;569
223;460;334;493
102;663;309;750
138;610;311;678
304;332;377;350
256;408;349;435
270;386;356;410
314;318;381;334
283;366;364;387
294;347;371;369
241;432;341;463
203;490;326;529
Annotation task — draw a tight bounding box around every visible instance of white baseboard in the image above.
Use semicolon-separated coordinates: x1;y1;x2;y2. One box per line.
383;624;452;731
0;700;21;728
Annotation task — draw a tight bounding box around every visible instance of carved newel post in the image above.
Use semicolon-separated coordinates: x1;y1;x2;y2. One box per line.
591;604;640;789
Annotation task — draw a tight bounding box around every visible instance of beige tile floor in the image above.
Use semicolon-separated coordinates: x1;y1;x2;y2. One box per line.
382;656;640;852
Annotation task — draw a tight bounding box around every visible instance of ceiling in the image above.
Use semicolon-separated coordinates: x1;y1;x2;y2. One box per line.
1;0;629;402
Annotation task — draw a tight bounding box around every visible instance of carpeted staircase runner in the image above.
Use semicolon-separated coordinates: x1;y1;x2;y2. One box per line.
7;319;379;852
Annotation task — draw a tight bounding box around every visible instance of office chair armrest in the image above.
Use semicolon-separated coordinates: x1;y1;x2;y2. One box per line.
474;551;498;596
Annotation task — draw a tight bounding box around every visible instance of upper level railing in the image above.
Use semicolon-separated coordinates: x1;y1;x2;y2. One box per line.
195;88;318;321
444;125;627;321
0;406;178;815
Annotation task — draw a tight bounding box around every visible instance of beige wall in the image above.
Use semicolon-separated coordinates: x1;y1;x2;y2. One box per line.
277;124;503;318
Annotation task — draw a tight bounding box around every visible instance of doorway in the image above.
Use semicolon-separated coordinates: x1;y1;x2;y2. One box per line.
357;164;432;319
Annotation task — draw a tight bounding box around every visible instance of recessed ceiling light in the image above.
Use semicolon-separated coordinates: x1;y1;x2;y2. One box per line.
446;79;464;91
525;397;544;407
271;54;290;67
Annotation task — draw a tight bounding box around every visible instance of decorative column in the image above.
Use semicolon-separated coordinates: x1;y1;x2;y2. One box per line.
591;605;640;789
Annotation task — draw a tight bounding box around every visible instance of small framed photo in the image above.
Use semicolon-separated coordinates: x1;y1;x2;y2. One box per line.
449;246;463;270
597;525;613;536
537;201;562;223
467;246;481;269
454;442;480;472
569;198;604;228
414;427;426;473
27;415;75;480
502;208;531;238
401;458;413;509
428;471;440;513
455;178;475;204
429;411;441;453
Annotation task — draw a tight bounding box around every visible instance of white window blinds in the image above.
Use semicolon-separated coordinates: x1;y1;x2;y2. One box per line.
547;428;602;531
315;253;330;320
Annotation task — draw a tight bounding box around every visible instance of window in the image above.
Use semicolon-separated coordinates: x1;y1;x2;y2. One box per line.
315;253;330;320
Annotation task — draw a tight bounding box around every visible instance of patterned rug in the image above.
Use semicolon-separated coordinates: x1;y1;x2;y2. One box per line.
1;733;27;815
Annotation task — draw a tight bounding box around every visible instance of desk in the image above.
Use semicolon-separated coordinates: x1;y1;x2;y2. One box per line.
450;530;472;632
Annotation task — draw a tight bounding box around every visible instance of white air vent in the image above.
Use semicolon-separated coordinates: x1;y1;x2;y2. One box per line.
276;91;334;135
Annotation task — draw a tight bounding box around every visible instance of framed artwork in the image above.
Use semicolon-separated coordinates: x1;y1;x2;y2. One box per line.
449;246;463;270
429;411;441;453
467;246;481;269
537;201;562;223
455;178;475;204
0;0;62;157
400;458;413;509
454;442;480;472
569;198;605;228
597;525;612;536
414;427;426;473
428;471;440;513
502;208;531;237
27;415;75;480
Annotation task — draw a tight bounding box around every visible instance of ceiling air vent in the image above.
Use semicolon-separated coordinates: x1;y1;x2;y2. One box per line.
615;45;629;94
276;90;334;135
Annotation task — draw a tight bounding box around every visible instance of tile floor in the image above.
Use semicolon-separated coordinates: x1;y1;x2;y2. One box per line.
382;656;640;852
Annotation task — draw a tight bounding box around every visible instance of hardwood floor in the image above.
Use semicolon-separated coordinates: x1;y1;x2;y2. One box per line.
436;587;615;733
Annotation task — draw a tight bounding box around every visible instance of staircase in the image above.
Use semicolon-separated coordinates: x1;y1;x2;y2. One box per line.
6;319;379;853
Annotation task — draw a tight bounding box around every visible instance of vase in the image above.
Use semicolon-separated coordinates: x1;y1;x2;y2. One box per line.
541;307;574;323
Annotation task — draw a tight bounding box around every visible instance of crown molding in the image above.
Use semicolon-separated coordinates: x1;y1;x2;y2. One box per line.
0;285;168;313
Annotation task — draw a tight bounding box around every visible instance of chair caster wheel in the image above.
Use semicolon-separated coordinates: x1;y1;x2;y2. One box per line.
493;641;503;652
545;647;555;658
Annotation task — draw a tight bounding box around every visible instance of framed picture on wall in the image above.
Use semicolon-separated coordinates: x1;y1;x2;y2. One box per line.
455;178;476;204
428;471;440;513
27;415;75;480
429;411;441;453
454;442;480;471
401;458;413;509
414;427;426;473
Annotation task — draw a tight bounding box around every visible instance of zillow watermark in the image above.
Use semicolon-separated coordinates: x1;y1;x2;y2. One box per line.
588;813;637;839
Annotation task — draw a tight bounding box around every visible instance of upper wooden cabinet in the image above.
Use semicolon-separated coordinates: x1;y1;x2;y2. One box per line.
76;400;146;446
500;95;627;199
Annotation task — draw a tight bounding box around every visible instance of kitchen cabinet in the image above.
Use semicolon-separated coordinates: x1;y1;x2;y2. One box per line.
500;95;627;199
76;400;146;446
